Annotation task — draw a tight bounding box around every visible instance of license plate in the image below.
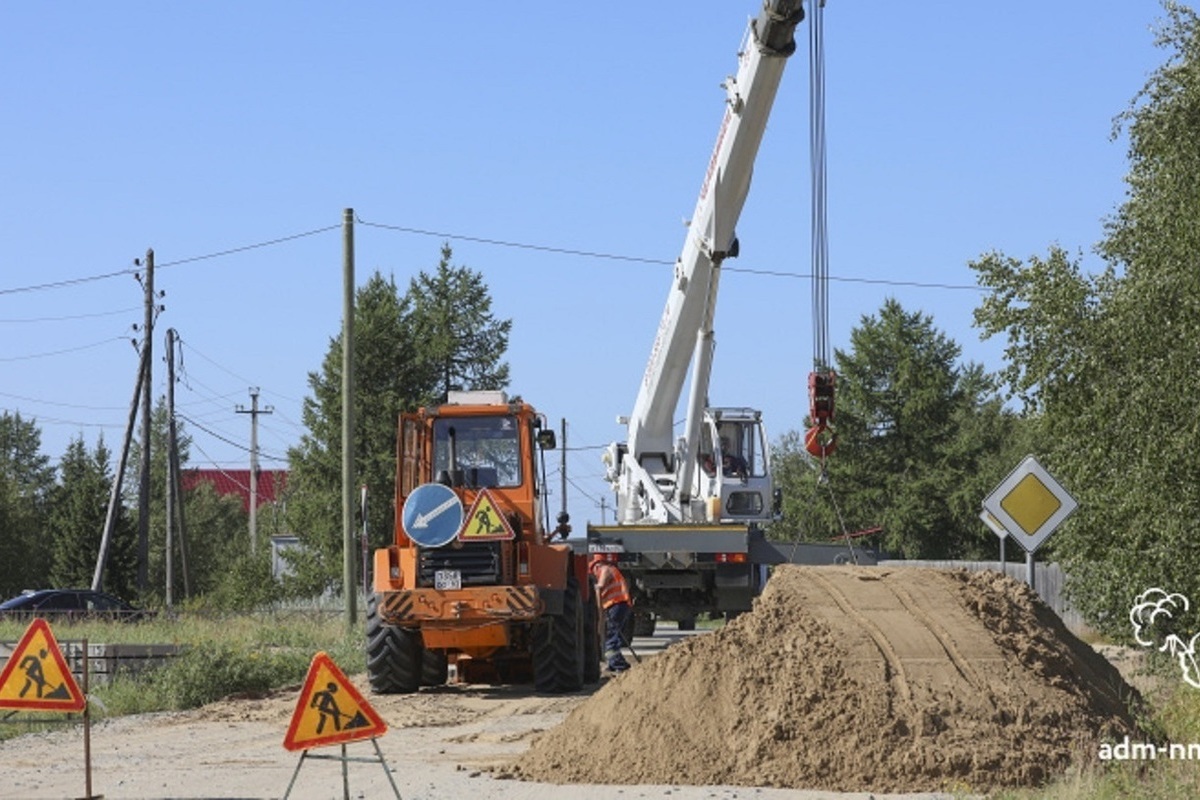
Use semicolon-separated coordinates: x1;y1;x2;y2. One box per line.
434;569;462;590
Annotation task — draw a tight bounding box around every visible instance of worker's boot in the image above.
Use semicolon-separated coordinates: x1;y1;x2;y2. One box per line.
606;650;630;672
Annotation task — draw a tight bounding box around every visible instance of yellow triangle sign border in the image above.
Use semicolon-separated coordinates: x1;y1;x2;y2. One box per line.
283;651;387;751
0;618;86;712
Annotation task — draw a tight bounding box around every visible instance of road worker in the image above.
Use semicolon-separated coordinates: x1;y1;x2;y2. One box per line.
589;554;632;673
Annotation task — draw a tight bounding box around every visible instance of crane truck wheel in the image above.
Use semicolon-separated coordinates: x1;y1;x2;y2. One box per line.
633;611;657;637
531;575;584;693
622;610;657;643
366;592;422;694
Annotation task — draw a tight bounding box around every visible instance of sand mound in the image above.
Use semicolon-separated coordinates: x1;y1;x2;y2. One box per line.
511;565;1141;794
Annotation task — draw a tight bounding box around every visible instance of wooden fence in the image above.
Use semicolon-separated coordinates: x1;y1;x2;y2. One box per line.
0;641;181;686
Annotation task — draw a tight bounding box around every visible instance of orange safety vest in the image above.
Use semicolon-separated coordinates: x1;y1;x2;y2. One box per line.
591;562;631;609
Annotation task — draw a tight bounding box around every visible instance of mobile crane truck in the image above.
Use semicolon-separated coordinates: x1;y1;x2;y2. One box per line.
591;0;807;632
368;391;599;693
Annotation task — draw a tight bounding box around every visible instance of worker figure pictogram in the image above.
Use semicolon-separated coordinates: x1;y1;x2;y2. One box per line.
19;648;51;698
310;682;348;734
474;505;503;535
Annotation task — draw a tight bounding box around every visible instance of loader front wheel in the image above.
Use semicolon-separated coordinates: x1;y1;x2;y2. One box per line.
582;577;601;684
421;650;449;686
532;576;584;693
366;592;422;694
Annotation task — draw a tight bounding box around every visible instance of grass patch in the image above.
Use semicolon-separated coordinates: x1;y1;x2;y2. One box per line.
991;681;1200;800
0;611;365;721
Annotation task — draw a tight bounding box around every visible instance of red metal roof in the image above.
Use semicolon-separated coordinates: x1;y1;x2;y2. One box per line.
182;469;288;512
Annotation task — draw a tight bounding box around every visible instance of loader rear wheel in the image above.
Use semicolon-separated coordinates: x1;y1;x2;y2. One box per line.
366;592;422;694
532;576;584;693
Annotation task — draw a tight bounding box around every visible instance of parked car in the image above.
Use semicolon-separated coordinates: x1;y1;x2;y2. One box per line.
0;589;151;622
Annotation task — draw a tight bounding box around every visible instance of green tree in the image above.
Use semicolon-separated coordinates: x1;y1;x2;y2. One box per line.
126;399;256;605
49;435;138;594
971;4;1200;636
773;299;1017;559
286;247;512;595
409;243;511;399
0;412;56;595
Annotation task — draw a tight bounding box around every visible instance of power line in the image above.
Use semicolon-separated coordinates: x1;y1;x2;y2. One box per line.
0;306;141;324
1;217;983;297
177;336;305;405
156;224;339;269
357;218;672;266
177;411;287;464
358;215;983;292
0;336;131;363
0;389;125;412
0;268;138;296
0;224;339;296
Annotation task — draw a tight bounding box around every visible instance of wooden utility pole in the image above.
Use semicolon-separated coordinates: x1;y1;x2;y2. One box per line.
560;419;568;524
92;346;148;592
165;329;176;610
342;208;357;628
164;329;191;609
236;387;273;554
137;249;154;594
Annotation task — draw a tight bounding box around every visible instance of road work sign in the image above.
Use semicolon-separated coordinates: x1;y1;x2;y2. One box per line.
283;652;387;751
983;455;1077;554
460;488;515;541
0;618;85;712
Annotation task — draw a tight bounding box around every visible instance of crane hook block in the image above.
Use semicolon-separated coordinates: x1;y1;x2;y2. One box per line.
805;423;837;459
808;370;836;424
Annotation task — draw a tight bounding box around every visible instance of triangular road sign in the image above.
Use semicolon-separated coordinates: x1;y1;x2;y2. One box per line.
0;618;85;712
283;652;387;751
459;488;515;541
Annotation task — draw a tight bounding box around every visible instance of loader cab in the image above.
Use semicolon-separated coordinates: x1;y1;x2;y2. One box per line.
395;391;554;547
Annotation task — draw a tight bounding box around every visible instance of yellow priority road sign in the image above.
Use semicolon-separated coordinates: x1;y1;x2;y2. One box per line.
0;618;86;712
982;455;1078;554
459;488;516;541
283;652;387;752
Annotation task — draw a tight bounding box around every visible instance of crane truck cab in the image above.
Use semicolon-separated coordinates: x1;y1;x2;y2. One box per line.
605;408;775;525
368;390;599;693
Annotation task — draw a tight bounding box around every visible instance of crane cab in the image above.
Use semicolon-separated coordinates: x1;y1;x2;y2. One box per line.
692;407;774;524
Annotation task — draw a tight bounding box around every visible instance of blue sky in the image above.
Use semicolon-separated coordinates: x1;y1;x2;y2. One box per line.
0;2;1168;536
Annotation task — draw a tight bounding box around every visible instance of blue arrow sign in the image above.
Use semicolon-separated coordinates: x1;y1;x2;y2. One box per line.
401;483;464;548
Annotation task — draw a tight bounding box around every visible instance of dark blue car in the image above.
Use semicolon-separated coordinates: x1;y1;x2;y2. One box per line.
0;589;150;621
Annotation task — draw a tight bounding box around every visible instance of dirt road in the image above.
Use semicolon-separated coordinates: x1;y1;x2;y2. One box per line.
0;671;951;800
1;625;958;800
1;566;1136;799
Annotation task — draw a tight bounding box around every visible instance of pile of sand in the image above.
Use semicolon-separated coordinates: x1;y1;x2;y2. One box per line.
511;565;1141;794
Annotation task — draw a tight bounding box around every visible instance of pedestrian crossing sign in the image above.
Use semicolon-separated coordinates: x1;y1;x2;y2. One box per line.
459;488;515;541
283;651;387;751
0;618;85;712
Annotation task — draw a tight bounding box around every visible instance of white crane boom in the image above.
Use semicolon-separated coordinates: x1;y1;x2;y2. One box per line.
612;0;804;525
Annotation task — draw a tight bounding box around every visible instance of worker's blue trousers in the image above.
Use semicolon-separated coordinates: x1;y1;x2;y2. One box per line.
604;603;632;670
